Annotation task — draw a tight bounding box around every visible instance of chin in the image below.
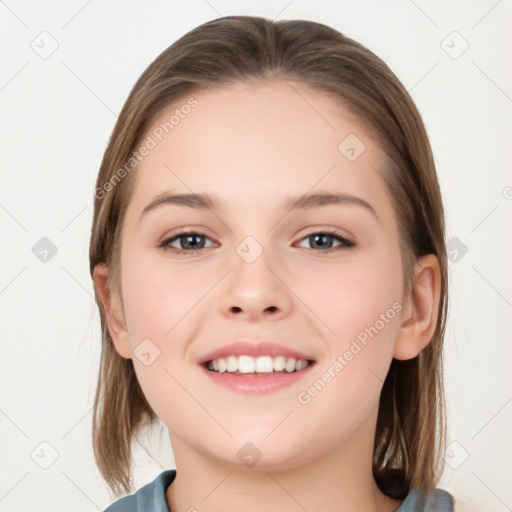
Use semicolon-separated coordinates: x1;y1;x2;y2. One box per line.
210;433;313;471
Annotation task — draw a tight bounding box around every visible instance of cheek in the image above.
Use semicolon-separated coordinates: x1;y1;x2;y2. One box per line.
120;258;211;429
119;257;221;414
294;272;402;444
297;252;403;348
295;251;403;405
121;256;212;341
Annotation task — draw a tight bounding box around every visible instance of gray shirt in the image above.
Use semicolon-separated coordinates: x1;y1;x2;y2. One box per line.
103;470;454;511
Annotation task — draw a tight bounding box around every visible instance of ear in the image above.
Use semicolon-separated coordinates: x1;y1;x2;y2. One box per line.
393;254;442;360
92;264;132;359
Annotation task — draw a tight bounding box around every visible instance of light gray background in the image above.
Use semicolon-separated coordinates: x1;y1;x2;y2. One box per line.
1;1;511;511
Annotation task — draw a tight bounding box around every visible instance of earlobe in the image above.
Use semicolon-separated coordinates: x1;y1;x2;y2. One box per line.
92;264;132;359
393;254;442;361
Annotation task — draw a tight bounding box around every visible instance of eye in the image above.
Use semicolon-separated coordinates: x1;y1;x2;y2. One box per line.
295;231;354;252
159;229;354;255
159;230;215;254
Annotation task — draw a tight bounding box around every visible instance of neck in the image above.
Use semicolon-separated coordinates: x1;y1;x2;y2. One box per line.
165;410;402;512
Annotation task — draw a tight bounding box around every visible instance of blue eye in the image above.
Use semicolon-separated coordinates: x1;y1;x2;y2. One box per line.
296;232;354;251
159;230;354;255
160;231;214;254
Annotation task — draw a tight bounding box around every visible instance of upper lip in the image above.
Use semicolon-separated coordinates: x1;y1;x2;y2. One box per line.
198;341;315;365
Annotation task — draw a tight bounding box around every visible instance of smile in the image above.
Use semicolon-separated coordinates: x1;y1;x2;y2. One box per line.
200;356;316;394
205;355;311;374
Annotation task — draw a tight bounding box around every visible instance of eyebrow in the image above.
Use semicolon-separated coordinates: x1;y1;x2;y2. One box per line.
139;190;377;221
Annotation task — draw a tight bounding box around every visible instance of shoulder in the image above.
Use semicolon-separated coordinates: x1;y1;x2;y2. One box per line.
103;470;176;512
397;488;454;511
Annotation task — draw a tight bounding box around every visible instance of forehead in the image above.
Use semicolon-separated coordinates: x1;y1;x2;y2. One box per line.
125;80;391;218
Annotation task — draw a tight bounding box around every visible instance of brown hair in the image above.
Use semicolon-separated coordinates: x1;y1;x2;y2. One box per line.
89;15;447;499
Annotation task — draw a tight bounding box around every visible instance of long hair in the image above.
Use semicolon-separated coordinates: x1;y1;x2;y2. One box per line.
89;15;447;498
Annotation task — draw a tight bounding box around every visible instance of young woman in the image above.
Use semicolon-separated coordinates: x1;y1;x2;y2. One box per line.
90;15;453;512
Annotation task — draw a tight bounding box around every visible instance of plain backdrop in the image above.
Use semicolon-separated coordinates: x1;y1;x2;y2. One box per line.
1;1;511;511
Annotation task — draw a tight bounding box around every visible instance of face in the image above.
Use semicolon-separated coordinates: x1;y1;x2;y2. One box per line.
106;80;409;469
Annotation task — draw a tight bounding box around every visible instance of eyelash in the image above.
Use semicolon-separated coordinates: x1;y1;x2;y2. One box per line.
159;229;355;255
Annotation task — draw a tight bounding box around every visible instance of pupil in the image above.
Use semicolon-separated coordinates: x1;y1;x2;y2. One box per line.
311;234;332;249
183;234;204;250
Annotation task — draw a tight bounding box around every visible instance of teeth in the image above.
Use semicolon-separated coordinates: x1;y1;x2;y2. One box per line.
238;355;255;373
284;358;296;372
255;356;273;373
206;355;311;374
226;355;238;372
295;359;308;371
273;355;286;371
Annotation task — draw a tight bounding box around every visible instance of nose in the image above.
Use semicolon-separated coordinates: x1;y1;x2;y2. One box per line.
218;243;293;322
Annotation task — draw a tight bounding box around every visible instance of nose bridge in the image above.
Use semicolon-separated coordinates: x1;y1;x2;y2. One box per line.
231;233;277;291
218;233;292;318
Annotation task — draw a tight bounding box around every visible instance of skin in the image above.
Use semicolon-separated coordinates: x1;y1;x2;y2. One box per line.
94;80;441;512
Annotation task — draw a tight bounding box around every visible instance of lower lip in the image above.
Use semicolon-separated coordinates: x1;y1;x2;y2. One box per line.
199;363;315;394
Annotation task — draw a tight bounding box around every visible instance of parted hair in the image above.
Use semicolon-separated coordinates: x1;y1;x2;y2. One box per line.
89;15;448;499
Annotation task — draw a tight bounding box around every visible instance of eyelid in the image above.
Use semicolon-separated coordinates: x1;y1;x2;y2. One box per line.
295;224;355;243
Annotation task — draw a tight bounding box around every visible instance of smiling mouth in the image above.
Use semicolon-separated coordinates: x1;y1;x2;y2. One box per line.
203;355;314;375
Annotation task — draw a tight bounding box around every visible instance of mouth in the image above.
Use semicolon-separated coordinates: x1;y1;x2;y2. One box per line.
202;355;314;375
199;354;316;394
